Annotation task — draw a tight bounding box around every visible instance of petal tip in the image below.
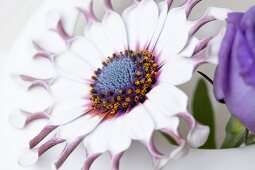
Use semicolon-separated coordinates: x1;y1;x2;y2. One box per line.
9;109;26;129
46;10;61;29
169;145;189;160
51;163;57;170
187;124;210;148
153;144;189;170
18;149;39;167
207;7;232;21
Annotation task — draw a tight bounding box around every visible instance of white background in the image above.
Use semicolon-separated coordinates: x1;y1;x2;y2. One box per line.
0;0;255;170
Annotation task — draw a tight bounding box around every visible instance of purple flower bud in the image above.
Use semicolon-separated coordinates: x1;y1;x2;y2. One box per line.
214;6;255;132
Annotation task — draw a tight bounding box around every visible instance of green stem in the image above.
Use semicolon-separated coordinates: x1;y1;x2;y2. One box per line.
244;128;249;145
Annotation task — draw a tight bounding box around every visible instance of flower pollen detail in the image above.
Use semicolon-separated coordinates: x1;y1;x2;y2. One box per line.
89;50;158;118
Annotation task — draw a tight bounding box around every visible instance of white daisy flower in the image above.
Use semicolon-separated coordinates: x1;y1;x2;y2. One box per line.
9;0;229;169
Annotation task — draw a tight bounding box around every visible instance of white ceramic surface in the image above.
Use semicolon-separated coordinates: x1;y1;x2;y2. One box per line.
0;0;255;170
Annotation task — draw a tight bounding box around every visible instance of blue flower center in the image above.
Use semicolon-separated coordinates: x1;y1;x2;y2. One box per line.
93;55;136;94
89;50;159;118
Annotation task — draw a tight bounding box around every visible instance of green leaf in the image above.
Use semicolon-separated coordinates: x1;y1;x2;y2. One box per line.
221;116;246;148
192;78;216;149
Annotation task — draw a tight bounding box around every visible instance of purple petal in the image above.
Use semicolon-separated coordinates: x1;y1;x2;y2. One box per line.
222;29;255;132
236;30;255;86
241;6;255;57
213;13;243;100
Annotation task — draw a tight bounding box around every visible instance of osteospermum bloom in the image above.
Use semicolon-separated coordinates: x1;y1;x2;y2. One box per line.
8;0;229;169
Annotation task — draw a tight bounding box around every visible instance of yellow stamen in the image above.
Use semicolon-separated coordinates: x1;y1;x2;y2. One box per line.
136;71;142;77
140;79;145;84
134;96;139;102
128;89;133;94
117;96;122;101
147;78;152;84
135;80;140;86
135;89;141;94
122;102;128;108
126;97;131;102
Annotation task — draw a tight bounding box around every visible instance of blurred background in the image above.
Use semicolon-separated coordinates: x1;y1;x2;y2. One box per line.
0;0;254;170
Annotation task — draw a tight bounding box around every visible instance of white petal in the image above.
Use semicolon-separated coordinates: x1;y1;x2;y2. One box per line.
9;109;29;129
46;1;80;36
16;87;53;113
11;57;56;91
122;3;137;50
122;0;158;50
75;0;95;21
206;7;231;21
18;138;65;167
124;104;154;141
111;152;124;170
52;136;84;169
54;51;93;82
11;73;56;91
178;37;200;57
148;1;168;51
18;149;39;167
155;144;188;169
206;28;226;64
83;121;109;154
159;57;199;86
144;100;189;167
146;84;188;116
44;6;80;44
58;114;102;140
46;11;62;30
178;112;209;148
33;5;79;53
107;118;132;154
102;11;128;52
144;100;179;130
9;107;51;129
70;37;105;68
158;21;192;62
84;22;116;57
187;124;210;148
188;7;230;38
159;29;225;87
50;98;88;125
169;145;188;160
14;58;56;79
33;25;66;54
84;118;131;154
50;77;89;100
82;153;102;170
154;6;188;55
138;108;188;170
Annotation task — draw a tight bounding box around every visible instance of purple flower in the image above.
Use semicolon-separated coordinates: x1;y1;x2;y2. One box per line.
214;6;255;132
